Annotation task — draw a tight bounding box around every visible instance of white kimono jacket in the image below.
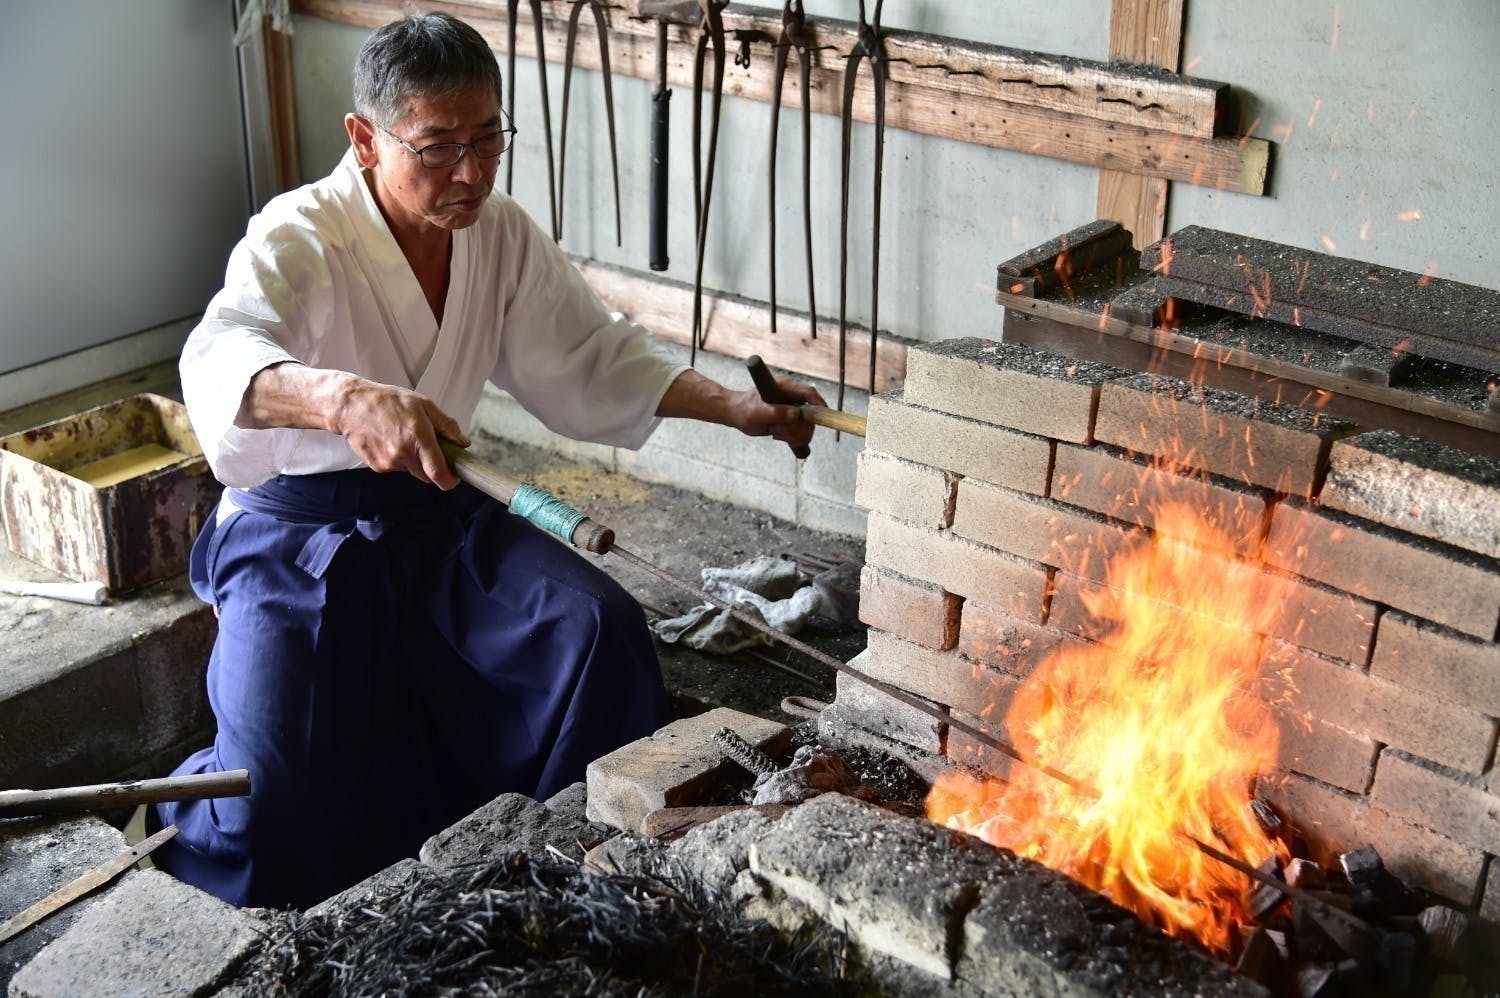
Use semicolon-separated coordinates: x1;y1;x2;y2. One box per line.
181;148;687;489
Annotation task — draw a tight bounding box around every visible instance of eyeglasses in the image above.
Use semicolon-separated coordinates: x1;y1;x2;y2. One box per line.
377;113;517;169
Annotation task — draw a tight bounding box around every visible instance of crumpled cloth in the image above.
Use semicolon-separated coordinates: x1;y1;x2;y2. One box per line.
650;555;858;654
751;744;858;805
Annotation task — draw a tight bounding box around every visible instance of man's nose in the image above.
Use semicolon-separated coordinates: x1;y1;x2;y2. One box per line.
451;149;483;183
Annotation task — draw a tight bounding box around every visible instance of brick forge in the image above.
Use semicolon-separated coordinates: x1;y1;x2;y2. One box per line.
829;336;1500;922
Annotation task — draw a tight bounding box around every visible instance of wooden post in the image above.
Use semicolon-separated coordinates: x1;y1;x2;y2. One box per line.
1097;0;1185;249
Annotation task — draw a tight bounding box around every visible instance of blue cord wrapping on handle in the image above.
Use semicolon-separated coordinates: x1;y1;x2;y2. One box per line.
509;483;587;545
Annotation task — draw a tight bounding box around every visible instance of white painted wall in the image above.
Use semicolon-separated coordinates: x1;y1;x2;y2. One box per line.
288;4;1499;534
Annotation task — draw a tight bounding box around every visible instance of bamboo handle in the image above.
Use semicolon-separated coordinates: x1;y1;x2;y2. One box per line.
0;771;251;820
799;405;867;437
442;442;616;554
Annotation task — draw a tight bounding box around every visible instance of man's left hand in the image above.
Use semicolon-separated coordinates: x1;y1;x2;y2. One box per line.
657;368;826;450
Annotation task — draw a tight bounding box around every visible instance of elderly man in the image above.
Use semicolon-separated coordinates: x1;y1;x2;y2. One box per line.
153;11;822;909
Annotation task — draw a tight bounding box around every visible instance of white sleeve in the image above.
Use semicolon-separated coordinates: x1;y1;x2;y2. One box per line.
488;211;688;449
179;218;335;487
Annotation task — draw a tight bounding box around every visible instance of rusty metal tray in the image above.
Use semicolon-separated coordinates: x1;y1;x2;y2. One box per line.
0;394;221;594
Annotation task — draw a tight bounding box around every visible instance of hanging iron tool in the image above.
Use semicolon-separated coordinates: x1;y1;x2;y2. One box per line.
650;14;671;270
836;0;887;411
505;0;561;240
768;0;818;339
690;0;730;366
558;0;622;245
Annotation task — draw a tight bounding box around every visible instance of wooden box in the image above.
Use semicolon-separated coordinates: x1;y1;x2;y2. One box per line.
0;394;222;594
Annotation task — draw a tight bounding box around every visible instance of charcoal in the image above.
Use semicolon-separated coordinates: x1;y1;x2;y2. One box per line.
1243;854;1288;921
1292;892;1358;963
1375;929;1416;993
1234;926;1286;987
1296;962;1339;997
1418;905;1477;968
1248;796;1284;837
1285;858;1324;890
1263;926;1292;961
1339;844;1383;885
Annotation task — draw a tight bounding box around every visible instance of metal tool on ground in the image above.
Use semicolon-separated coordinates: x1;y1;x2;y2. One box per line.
746;354;810;459
0;825;178;947
690;0;730;365
559;0;622;245
768;0;818;339
0;770;251;820
0;578;107;606
505;0;560;239
439;444;1379;935
836;0;888;412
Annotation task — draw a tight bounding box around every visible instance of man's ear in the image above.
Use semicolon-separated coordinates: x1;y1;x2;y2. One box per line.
345;113;379;169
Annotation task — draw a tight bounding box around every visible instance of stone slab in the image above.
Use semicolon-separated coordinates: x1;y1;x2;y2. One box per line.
419;792;609;869
0;816;127;992
903;339;1127;444
585;707;791;833
9;869;262;998
1321;430;1500;560
832;656;945;755
307;857;438;920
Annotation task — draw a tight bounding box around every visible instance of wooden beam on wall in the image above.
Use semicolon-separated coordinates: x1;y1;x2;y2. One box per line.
1098;0;1185;248
294;0;1269;194
264;20;302;193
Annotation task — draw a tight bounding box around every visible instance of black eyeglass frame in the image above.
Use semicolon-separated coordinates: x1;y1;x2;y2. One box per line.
375;109;517;169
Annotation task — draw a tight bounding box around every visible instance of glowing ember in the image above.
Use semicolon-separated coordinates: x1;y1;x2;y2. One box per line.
927;503;1288;956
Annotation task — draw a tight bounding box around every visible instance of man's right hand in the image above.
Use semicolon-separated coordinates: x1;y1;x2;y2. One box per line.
236;362;470;490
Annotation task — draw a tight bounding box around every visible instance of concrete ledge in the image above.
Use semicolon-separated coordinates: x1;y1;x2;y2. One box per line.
419;792;610;869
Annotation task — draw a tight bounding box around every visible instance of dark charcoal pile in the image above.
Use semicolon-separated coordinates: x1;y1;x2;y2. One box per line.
1233;799;1499;997
228;852;870;996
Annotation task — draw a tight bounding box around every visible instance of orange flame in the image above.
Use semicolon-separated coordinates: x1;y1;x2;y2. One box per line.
927;504;1287;955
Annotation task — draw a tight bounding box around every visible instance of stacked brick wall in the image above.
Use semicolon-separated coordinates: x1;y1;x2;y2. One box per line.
845;337;1500;919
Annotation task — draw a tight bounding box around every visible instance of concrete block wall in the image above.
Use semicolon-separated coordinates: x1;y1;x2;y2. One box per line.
841;336;1500;915
473;339;868;537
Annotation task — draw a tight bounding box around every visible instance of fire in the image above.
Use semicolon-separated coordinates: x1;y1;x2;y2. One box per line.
927;503;1288;955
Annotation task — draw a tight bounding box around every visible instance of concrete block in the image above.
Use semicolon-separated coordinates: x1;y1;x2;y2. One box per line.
1322;429;1500;560
951;478;1145;582
1370;749;1500;856
946;708;1022;782
817;702;953;787
1269;706;1379;794
902;339;1126;444
1047;571;1241;649
865;629;1022;724
795;493;868;539
617;446;799;522
542;781;590;823
0;645;142;790
9;869;262;997
1051;442;1269;557
473;385;619;467
1094;373;1355;497
308;857;438;919
637;413;800;487
0;817;127;991
957;602;1075;678
866;392;1053;496
669;807;778;906
854;450;957;529
858;565;959;650
1261;641;1497;774
419;792;609;869
1274;576;1379;668
864;514;1049;621
585;707;791;833
132;604;216;757
1266;499;1500;640
1369;612;1500;716
831;657;945;754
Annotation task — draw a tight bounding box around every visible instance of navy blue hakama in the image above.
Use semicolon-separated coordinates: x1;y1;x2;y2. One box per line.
153;469;671;909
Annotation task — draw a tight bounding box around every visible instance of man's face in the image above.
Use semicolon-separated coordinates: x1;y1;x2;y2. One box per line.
349;86;502;238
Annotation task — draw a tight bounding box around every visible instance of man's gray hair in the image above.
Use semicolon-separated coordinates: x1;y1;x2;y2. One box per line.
353;12;502;126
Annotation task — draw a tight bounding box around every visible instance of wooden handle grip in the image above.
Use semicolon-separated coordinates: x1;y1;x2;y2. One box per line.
745;355;811;459
799;405;868;437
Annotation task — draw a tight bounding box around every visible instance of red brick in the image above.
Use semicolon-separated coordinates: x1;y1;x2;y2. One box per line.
1051;442;1268;557
1269;707;1378;793
866;393;1053;495
1266;500;1500;641
1260;641;1497;774
859;565;960;650
958;602;1076;678
854;450;956;529
946;706;1025;781
865;514;1049;621
1151;537;1377;665
950;479;1146;582
903;338;1126;444
1370;749;1500;856
1322;429;1500;560
1257;772;1486;906
1094;374;1353;497
1369;612;1500;716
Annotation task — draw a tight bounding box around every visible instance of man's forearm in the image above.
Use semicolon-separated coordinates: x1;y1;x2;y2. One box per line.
654;369;738;424
234;361;358;433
